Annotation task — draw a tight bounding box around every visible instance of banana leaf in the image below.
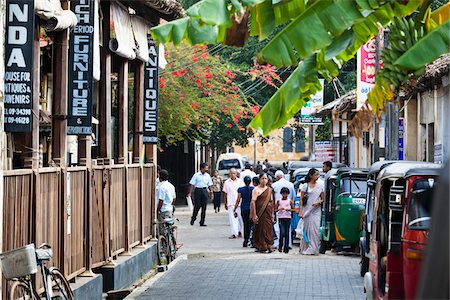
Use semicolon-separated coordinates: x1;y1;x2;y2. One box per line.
395;20;450;70
248;56;322;135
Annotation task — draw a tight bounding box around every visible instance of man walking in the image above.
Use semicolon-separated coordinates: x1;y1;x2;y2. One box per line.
223;168;245;238
271;170;295;249
322;161;332;174
188;162;212;226
240;162;257;184
157;169;176;224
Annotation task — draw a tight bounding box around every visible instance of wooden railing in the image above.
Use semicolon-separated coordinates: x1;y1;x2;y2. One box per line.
2;163;156;291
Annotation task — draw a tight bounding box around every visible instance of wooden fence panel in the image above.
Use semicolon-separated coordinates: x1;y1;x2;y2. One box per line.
36;168;62;270
127;166;141;248
142;164;155;241
64;168;87;279
2;170;34;299
91;167;108;267
109;166;126;256
2;170;33;251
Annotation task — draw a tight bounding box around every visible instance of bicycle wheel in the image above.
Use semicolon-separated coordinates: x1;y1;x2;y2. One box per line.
168;231;176;260
9;280;35;300
158;235;169;265
47;268;74;300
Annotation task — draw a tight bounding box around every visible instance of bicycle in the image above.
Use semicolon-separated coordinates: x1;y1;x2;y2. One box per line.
155;216;179;265
0;243;74;300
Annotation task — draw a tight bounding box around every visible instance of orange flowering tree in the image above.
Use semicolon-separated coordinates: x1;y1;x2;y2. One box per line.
158;43;265;150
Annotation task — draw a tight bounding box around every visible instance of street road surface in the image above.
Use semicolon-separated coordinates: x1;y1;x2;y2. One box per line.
127;205;364;299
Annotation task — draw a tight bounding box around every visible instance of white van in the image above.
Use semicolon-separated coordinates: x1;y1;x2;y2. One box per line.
216;153;245;180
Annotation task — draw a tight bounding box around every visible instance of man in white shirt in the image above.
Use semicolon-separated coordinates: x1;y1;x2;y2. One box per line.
240;163;257;185
223;168;245;238
188;162;213;226
157;169;176;225
272;170;295;249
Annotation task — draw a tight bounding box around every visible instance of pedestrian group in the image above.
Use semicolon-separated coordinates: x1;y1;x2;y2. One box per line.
183;160;329;255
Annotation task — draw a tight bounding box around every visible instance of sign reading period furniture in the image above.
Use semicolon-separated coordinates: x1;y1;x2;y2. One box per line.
67;0;95;135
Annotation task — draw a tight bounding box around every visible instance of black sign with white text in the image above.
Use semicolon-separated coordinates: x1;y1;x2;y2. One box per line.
143;36;159;144
67;0;94;135
4;0;35;132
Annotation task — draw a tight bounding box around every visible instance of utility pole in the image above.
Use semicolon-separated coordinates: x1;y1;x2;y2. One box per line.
386;101;399;160
309;125;315;160
253;136;257;167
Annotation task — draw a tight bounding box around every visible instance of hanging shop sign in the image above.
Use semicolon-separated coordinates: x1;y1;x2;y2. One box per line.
398;118;404;160
4;0;35;132
143;36;159;144
300;79;324;124
357;30;384;110
67;0;95;135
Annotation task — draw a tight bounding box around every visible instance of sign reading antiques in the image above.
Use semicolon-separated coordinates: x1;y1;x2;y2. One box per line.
143;36;159;144
4;0;35;132
67;0;94;135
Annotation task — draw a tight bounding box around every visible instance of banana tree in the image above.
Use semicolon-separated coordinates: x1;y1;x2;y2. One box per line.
367;2;450;114
152;0;446;136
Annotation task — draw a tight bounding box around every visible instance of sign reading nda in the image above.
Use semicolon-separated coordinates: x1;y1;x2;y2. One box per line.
4;0;35;132
143;36;159;144
67;0;94;135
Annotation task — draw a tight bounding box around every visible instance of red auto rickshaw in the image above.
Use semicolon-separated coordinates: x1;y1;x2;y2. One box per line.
364;162;442;299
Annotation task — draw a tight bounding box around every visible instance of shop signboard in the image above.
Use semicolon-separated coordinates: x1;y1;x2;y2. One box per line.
300;79;324;124
398;118;404;160
4;0;35;132
67;0;95;135
143;36;158;144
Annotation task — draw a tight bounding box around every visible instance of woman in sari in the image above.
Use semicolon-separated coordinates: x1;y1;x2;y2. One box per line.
250;173;274;253
298;168;324;255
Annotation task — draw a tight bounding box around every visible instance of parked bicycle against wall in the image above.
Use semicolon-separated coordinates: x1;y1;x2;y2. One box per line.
0;243;74;300
156;217;180;264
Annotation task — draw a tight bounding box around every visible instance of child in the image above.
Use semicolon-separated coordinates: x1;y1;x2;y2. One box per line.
275;187;294;253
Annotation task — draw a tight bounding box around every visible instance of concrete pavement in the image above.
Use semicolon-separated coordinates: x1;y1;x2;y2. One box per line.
126;205;365;299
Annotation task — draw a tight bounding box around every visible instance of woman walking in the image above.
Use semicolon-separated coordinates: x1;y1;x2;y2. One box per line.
298;168;324;255
250;173;274;253
211;170;223;213
234;176;254;247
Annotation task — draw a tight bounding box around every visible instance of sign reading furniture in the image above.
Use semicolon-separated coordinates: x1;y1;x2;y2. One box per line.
67;0;95;135
4;0;35;132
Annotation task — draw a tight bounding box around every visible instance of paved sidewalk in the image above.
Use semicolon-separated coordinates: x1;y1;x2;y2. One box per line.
127;205;365;299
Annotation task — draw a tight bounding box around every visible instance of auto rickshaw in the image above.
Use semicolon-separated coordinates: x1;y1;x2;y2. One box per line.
360;160;409;276
364;162;442;300
319;167;368;254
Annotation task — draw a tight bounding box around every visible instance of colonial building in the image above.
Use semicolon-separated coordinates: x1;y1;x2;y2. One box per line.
0;0;183;296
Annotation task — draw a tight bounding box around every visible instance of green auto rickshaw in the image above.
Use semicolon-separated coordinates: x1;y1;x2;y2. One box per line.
320;167;368;254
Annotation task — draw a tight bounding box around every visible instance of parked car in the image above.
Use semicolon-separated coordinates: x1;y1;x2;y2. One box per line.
363;162;442;300
287;161;346;182
319;167;369;254
216;153;245;180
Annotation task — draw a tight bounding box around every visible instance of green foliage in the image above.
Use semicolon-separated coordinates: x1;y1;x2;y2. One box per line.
315;117;331;141
158;43;258;149
152;0;446;136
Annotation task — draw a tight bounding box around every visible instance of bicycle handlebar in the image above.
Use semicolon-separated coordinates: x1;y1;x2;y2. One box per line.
37;243;52;249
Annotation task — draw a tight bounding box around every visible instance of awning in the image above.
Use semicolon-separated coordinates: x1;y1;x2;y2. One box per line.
35;0;78;31
314;90;356;116
131;16;151;62
125;0;185;22
110;2;137;60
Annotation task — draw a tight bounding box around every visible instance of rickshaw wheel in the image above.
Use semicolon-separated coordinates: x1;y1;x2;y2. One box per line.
319;241;328;254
